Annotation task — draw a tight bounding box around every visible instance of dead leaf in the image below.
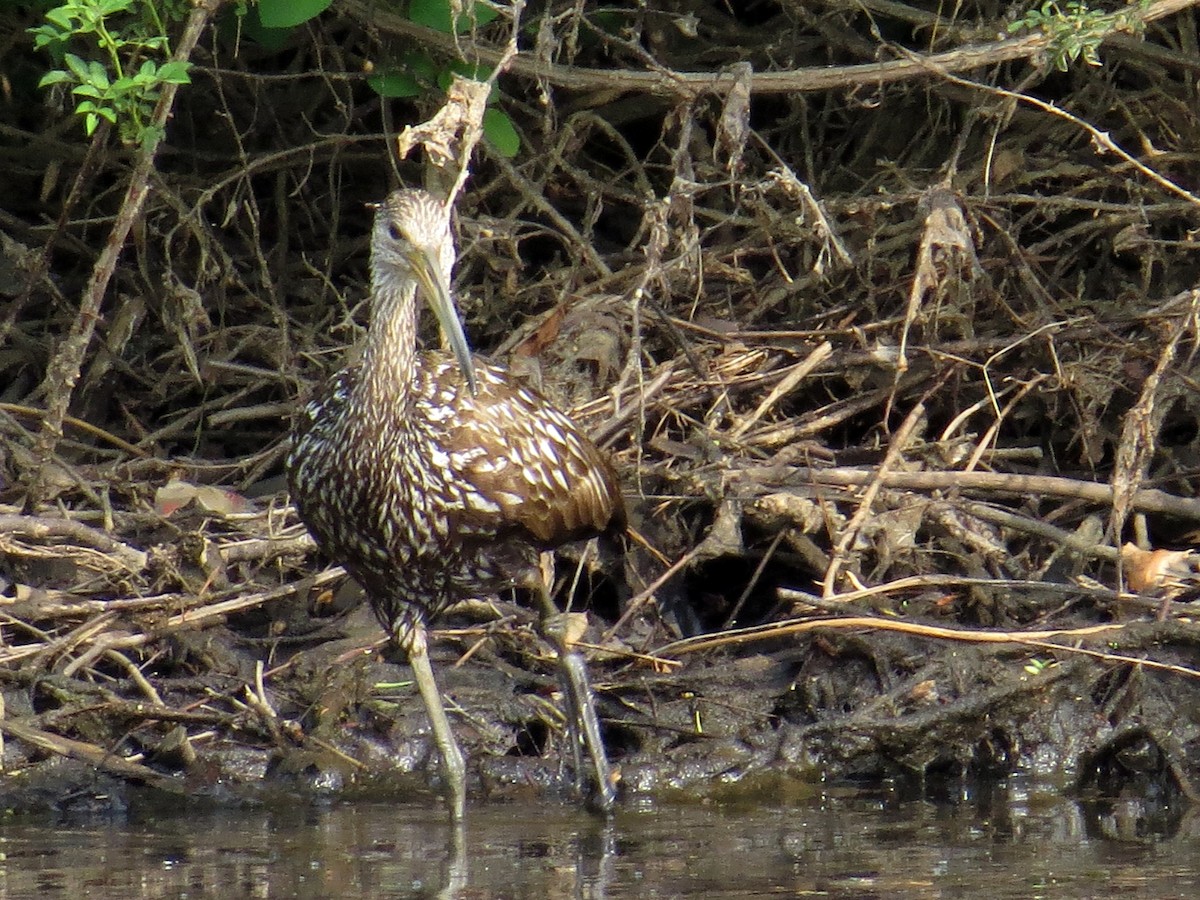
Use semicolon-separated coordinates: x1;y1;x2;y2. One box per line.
716;62;753;172
155;479;250;518
513;305;565;358
1122;542;1196;596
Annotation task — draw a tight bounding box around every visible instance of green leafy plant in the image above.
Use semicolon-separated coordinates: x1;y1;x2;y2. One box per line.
255;0;520;157
30;0;191;146
1008;0;1148;72
1023;657;1057;676
372;0;518;158
407;0;498;34
257;0;333;30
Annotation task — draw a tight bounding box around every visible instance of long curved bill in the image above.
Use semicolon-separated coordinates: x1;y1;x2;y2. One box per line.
407;245;479;396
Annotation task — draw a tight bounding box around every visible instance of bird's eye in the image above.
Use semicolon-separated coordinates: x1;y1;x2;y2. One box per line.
387;222;403;241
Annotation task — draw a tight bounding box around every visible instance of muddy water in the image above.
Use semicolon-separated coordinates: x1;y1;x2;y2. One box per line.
0;780;1196;898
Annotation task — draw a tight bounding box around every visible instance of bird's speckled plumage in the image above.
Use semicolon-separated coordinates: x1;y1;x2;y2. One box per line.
286;188;622;816
289;357;624;631
288;190;622;631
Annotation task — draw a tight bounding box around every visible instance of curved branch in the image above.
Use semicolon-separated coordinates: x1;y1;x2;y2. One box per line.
344;0;1200;100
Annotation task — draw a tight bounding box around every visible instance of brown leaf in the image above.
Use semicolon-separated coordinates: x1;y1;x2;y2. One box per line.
1121;542;1195;596
513;305;566;358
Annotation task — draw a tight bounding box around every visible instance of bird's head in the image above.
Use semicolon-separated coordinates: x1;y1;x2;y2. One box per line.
371;189;477;394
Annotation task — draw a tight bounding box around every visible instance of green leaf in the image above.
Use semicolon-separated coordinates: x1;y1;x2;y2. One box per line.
87;61;110;89
158;61;192;84
408;0;452;32
409;0;498;34
258;0;333;28
99;0;135;15
30;28;59;51
367;72;423;99
44;8;78;31
403;51;439;83
64;53;91;81
75;6;103;32
38;69;75;88
483;107;519;157
232;4;294;51
140;123;165;152
78;102;116;135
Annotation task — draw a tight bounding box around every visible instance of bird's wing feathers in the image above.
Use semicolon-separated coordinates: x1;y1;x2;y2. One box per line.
429;362;622;547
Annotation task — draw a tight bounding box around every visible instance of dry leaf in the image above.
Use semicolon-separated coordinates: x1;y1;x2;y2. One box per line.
155;479;250;518
1121;542;1196;596
513;305;565;358
716;62;752;172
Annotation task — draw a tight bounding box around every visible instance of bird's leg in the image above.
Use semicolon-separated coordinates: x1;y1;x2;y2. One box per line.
535;553;617;815
395;619;466;821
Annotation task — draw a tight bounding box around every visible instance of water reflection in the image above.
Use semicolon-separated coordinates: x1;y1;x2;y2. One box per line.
0;781;1197;898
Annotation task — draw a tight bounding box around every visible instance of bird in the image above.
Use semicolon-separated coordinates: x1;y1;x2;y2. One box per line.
287;188;623;820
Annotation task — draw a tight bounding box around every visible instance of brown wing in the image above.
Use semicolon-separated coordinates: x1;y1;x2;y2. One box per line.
434;360;623;548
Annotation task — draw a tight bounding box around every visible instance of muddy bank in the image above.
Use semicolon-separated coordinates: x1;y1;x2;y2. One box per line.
3;557;1200;818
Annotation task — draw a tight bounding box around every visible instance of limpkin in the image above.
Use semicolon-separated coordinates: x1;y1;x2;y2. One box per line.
287;188;623;819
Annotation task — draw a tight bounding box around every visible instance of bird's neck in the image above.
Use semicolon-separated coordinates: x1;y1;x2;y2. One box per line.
359;280;417;413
